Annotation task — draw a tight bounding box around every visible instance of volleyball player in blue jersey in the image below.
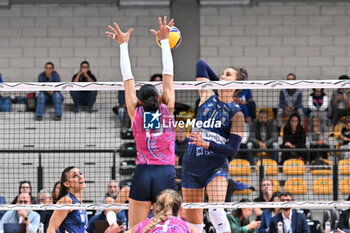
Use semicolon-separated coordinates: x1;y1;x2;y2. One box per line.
47;166;88;233
181;60;246;233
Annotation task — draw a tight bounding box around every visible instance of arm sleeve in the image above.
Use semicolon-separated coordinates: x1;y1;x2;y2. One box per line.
0;212;10;233
282;127;291;145
296;128;306;147
301;215;310;233
196;59;219;81
90;74;97;82
308;95;317;111
258;212;268;233
308;131;317;145
246;90;253;101
296;92;302;109
27;213;40;233
0;197;5;219
120;43;134;81
320;95;329;111
227;215;248;233
248;122;259;145
269;219;277;233
208;134;242;158
38;73;44;82
160;39;173;76
51;72;61;82
265;121;278;147
279;91;285;109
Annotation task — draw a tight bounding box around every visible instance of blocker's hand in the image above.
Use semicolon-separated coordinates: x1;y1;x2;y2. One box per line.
187;132;209;149
106;22;133;44
150;16;174;41
104;223;126;233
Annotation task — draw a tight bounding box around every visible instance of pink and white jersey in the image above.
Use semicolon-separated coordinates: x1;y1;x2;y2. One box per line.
131;104;175;165
134;216;190;233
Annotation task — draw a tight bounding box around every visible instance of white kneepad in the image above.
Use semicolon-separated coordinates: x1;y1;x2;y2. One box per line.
209;208;230;233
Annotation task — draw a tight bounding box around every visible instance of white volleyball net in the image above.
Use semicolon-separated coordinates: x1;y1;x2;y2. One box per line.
0;80;349;232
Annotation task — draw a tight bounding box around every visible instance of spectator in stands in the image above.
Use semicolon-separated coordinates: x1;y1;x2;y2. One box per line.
99;180;120;203
339;116;350;159
237;89;256;120
35;62;63;121
308;116;330;161
12;181;36;204
51;181;60;204
233;92;251;124
150;73;162;82
97;180;130;216
277;73;304;128
175;127;188;166
70;61;98;113
0;193;40;233
308;88;329;127
338;195;350;232
269;192;310;233
258;191;281;233
175;127;189;190
281;113;307;164
253;179;274;218
87;197;126;233
0;195;5;220
330;75;350;130
37;189;53;233
248;110;279;163
227;198;261;233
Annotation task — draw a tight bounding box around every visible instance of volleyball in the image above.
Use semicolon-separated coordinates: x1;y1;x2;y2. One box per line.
156;26;182;50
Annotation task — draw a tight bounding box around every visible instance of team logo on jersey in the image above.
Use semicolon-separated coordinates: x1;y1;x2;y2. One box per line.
203;108;210;116
80;214;85;223
144;111;161;129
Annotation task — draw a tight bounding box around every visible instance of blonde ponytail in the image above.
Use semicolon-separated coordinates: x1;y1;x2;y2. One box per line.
143;190;182;233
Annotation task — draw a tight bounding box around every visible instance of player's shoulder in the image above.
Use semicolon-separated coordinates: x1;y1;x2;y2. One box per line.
57;195;73;205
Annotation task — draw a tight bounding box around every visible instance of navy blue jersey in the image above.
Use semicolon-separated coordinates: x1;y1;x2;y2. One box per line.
182;94;241;176
57;193;88;233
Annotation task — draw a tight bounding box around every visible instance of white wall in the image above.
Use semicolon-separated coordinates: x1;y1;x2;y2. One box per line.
0;2;350;82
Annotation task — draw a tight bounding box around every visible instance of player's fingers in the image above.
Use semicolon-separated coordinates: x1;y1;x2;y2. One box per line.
168;18;174;28
108;25;117;35
105;32;115;39
163;16;167;27
150;29;157;36
114;22;122;33
126;28;133;36
158;17;162;28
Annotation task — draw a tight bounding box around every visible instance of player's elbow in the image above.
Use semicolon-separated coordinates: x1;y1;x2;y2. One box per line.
196;59;206;70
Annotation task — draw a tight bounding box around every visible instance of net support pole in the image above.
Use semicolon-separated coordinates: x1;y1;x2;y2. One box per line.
37;153;43;193
333;160;338;201
111;151;116;180
258;158;264;197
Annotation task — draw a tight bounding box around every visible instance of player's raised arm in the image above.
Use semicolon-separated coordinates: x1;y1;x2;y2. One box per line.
150;16;175;113
196;59;218;105
106;22;138;121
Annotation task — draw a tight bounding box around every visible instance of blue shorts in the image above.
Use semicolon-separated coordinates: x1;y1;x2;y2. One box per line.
129;164;177;202
182;162;228;189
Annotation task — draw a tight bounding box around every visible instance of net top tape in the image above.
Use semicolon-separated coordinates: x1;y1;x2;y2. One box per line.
0;80;348;91
1;202;350;210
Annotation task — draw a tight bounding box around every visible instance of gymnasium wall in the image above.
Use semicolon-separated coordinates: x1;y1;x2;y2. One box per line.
0;2;350;82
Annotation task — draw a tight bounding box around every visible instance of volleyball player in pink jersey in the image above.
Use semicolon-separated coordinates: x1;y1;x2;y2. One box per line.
105;190;198;233
106;17;177;229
